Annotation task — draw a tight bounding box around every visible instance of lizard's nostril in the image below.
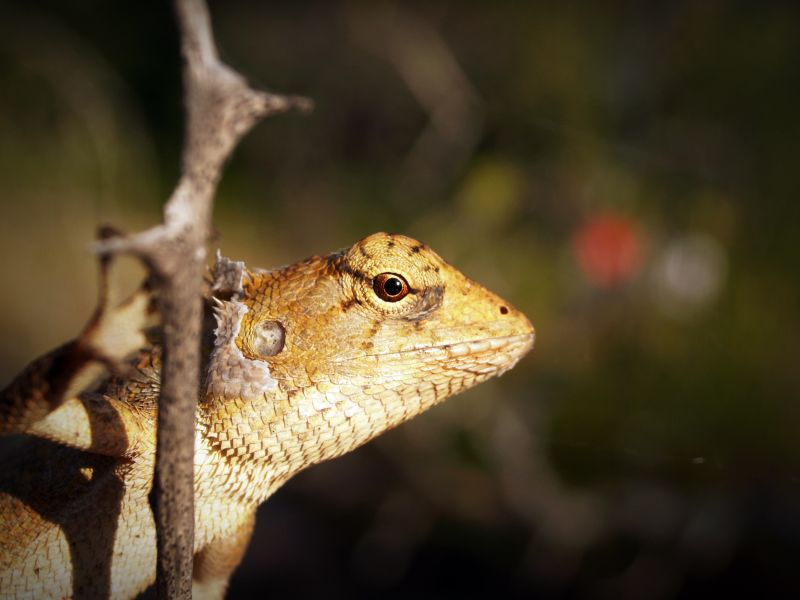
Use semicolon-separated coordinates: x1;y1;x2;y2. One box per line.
499;306;509;315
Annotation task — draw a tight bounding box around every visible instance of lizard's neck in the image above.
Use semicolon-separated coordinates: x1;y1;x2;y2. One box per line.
194;294;286;505
195;379;436;507
194;345;491;509
195;392;292;507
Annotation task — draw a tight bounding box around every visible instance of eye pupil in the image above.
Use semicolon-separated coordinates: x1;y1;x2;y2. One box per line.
373;272;410;302
384;277;403;296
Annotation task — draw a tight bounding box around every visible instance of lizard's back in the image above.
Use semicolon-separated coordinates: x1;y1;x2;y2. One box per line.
0;348;163;599
0;439;155;599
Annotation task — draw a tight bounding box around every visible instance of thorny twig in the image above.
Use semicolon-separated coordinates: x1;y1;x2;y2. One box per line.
94;0;311;597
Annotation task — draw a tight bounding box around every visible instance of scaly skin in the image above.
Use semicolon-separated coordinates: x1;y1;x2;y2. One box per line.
0;233;534;599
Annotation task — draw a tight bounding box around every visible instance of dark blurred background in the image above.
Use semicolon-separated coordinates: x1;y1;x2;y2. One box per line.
1;1;799;598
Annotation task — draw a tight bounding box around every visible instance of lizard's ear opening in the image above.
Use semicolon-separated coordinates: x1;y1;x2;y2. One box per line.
244;319;286;358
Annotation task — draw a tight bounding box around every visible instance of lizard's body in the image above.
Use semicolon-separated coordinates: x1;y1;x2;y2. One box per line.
0;233;534;599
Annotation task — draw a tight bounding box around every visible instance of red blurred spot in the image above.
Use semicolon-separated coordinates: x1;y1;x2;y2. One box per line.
573;214;643;287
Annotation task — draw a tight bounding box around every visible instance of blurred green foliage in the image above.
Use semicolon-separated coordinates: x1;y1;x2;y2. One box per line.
0;1;798;597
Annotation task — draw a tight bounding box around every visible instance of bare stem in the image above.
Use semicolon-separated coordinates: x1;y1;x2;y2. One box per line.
93;0;311;597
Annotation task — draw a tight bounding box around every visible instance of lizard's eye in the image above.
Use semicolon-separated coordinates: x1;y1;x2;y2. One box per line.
373;273;410;302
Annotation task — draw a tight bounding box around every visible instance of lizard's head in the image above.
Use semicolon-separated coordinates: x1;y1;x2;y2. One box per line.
206;232;533;475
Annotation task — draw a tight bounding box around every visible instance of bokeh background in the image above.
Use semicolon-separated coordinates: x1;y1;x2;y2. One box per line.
1;1;799;598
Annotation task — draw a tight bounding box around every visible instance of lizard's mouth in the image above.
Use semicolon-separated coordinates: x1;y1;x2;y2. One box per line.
437;332;535;358
343;332;535;364
431;331;535;374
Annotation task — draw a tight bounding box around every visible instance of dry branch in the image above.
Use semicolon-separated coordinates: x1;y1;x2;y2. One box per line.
95;0;311;597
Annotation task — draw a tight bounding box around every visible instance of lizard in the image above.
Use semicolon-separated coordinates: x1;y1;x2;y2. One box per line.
0;232;534;599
